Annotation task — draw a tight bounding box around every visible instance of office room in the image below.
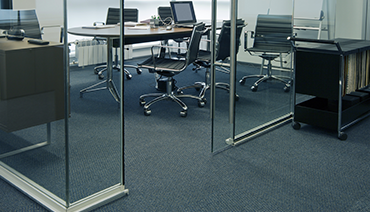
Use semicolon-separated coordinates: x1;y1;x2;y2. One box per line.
1;0;370;211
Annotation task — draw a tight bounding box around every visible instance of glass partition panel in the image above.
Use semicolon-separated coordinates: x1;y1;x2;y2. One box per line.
212;0;295;151
0;0;126;210
0;0;67;204
234;0;294;143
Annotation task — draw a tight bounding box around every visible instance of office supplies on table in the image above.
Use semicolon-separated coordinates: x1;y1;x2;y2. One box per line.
28;39;49;45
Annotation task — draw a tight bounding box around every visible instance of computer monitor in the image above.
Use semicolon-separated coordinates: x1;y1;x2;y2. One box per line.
170;1;197;25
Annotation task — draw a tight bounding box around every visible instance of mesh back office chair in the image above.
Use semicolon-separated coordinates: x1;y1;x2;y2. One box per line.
138;23;207;117
178;19;246;100
157;6;189;55
4;9;63;42
239;14;293;92
94;8;142;80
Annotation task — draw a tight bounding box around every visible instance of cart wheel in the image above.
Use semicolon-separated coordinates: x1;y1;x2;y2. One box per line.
338;132;347;140
292;122;301;130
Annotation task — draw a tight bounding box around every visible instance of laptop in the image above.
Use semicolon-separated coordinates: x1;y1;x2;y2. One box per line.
170;1;198;28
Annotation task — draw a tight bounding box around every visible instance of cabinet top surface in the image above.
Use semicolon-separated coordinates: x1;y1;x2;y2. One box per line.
296;38;370;55
0;37;62;51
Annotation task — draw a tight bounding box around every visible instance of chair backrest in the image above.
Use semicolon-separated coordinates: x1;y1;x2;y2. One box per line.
216;19;245;61
186;23;206;65
17;9;42;39
157;6;172;26
106;8;138;24
253;14;292;53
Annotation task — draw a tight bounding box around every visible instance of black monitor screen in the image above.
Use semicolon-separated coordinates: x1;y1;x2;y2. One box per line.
170;1;196;24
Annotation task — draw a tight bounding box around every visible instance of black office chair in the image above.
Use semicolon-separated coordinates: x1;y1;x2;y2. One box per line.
6;9;63;42
157;6;189;55
138;23;207;117
239;14;293;92
94;8;142;80
178;19;246;100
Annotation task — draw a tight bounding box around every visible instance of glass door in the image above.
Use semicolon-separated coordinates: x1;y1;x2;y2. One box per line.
211;0;294;152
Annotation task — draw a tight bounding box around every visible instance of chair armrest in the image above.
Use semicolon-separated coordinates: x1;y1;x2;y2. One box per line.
244;30;255;51
40;25;64;43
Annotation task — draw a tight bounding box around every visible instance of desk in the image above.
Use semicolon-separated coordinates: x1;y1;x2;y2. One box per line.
68;25;193;102
0;38;64;132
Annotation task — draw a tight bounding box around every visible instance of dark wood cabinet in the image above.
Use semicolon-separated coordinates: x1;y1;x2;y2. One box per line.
0;38;64;132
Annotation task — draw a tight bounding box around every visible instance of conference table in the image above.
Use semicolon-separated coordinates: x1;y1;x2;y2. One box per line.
68;25;194;103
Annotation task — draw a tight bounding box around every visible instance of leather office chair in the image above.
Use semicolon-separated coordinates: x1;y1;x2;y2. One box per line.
138;23;207;117
239;14;293;92
157;6;188;56
94;8;142;80
7;9;63;42
178;19;246;100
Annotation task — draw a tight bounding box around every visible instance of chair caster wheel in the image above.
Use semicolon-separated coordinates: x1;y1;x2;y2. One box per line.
235;94;240;101
139;99;146;106
198;99;206;107
98;74;104;79
136;68;142;74
338;132;347;140
94;69;99;74
126;74;132;80
180;110;187;117
292;122;301;130
239;78;246;85
251;85;258;92
144;109;151;116
284;85;290;92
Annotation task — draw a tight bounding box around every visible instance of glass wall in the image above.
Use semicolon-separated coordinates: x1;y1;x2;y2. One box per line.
211;0;338;151
0;0;126;210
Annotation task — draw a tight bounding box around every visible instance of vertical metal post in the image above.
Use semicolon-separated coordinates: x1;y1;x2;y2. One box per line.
229;0;237;141
63;0;70;207
120;0;125;187
210;0;217;152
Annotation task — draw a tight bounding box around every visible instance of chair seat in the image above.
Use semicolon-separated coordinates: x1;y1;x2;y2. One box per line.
247;46;291;54
139;57;187;74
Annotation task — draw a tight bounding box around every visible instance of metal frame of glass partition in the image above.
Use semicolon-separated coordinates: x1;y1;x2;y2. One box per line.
211;0;294;151
0;0;128;211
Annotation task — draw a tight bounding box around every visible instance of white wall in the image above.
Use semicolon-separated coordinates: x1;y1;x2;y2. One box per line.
335;0;366;39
